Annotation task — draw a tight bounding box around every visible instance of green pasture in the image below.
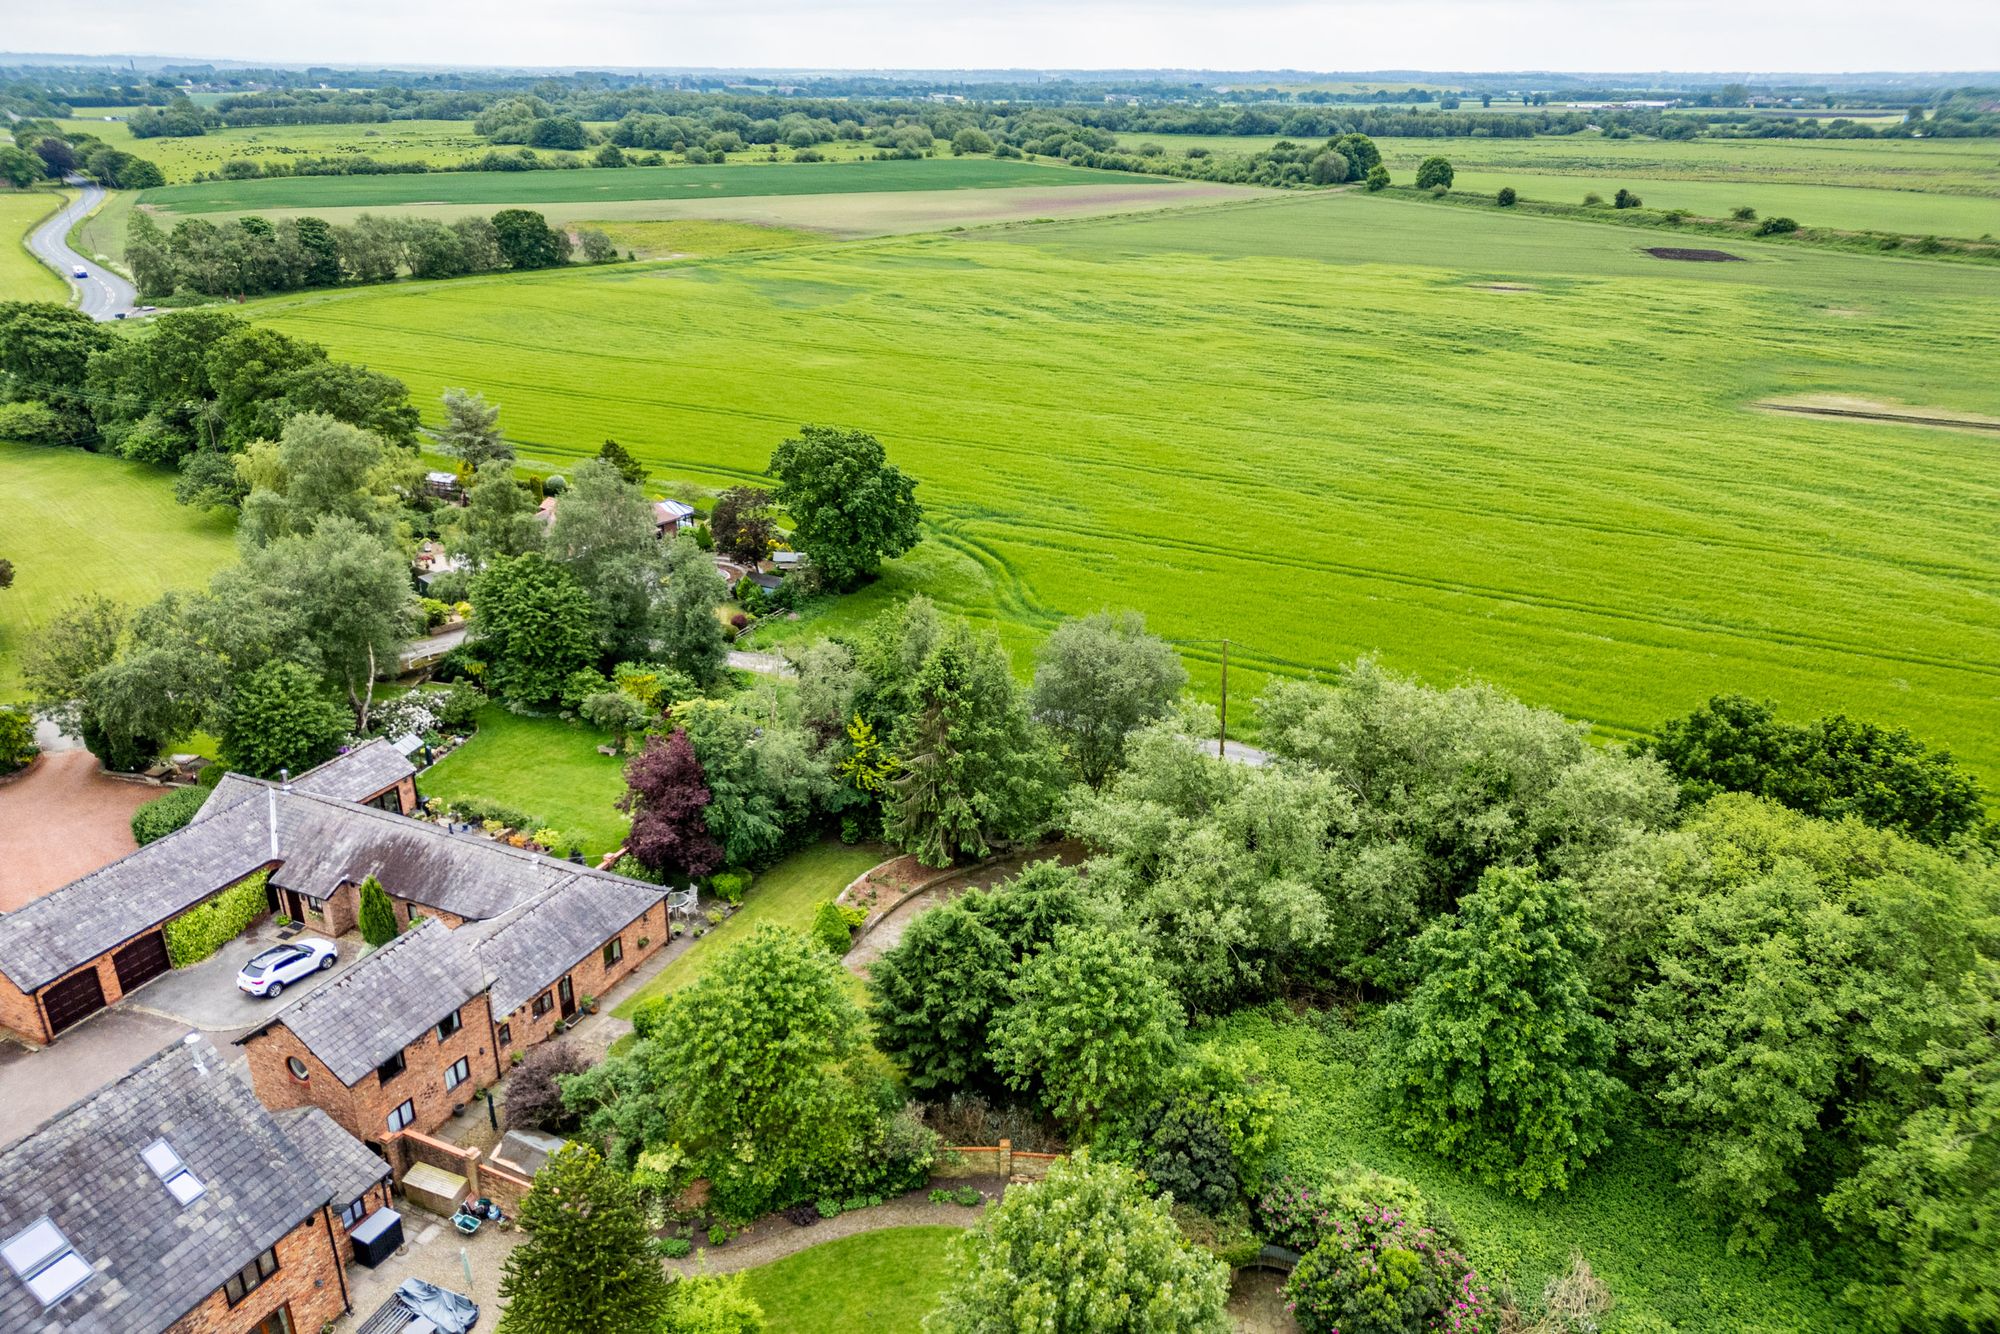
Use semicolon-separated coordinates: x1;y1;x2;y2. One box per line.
0;440;238;698
138;157;1163;215
56;117;490;184
1214;1009;1848;1330
418;704;630;858
0;191;68;303
1443;169;2000;235
738;1226;962;1333
249;190;2000;780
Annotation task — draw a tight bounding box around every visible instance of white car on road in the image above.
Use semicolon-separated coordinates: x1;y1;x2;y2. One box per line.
237;939;338;998
71;265;88;279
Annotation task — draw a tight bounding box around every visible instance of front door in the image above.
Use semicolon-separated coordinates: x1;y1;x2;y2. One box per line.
284;890;306;922
558;975;576;1020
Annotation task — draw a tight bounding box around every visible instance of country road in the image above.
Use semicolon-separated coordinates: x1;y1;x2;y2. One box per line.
30;182;135;320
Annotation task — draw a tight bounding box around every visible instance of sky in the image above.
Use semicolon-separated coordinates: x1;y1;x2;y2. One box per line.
13;0;1999;75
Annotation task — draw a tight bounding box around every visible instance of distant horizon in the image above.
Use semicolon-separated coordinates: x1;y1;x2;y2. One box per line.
10;0;1998;80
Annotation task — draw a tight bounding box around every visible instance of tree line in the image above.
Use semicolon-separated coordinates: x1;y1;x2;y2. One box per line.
125;206;611;301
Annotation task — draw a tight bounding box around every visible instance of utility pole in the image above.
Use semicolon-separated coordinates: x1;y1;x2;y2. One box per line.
1218;639;1228;759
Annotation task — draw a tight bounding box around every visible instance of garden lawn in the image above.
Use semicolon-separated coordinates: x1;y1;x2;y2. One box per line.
1;191;68;303
0;440;237;698
737;1226;961;1333
1212;1009;1850;1332
418;704;629;859
611;838;885;1018
256;190;2000;783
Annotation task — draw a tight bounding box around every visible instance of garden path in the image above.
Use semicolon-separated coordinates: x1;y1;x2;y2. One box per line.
660;1187;992;1277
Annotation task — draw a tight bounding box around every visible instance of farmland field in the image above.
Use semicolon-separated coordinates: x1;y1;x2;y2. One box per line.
56;117;490;183
138;157;1171;214
0;191;68;303
0;440;238;699
1440;169;2000;234
248;189;2000;780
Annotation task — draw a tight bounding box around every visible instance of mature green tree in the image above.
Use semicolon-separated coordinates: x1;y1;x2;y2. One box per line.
674;697;836;868
492;207;570;270
236;413;402;550
1381;867;1620;1198
1415;155;1455;188
571;924;871;1221
0;146;41;189
218;660;348;779
1333;132;1382;174
451;216;506;272
471;553;600;705
450;459;543;570
927;1154;1229;1334
1029;610;1186;786
868;897;1011;1095
87;307;242;465
708;485;776;568
657;533;729;684
1624;795;1997;1252
767;425;922;590
0;301;111;445
21;593;127;737
497;1142;677;1334
547;458;666;662
238;519;414;729
290;215;343;287
995;925;1182;1132
1364;163;1391;190
358;876;399;947
124;210;179;300
1644;694;1986;846
206;324;418;448
884;622;1062;867
438;387;512;467
596;438;646;485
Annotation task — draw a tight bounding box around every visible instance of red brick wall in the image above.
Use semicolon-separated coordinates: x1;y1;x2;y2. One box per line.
0;953;131;1046
332;1181;396;1267
164;1206;348;1334
492;904;663;1061
244;993;502;1147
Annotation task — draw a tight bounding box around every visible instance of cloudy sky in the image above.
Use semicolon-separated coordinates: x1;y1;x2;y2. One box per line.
15;0;1997;74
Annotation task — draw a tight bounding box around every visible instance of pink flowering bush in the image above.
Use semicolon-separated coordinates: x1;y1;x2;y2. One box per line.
1282;1208;1492;1334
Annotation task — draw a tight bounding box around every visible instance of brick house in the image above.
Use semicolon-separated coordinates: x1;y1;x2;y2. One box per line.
0;1035;369;1334
240;867;668;1145
269;1109;394;1268
0;744;418;1046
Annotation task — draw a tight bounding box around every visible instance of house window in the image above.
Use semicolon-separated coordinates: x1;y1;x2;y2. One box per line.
496;1023;512;1047
376;1051;405;1084
444;1056;471;1091
531;992;554;1019
603;937;623;968
222;1246;279;1306
339;1198;368;1230
385;1100;415;1133
303;896;325;920
1;1217;93;1308
370;789;402;813
286;1056;310;1082
436;1011;463;1041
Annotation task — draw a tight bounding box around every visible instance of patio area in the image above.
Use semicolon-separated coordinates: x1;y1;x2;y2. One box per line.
336;1203;522;1330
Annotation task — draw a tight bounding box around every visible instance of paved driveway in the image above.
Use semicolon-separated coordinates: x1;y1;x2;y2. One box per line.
125;920;368;1036
0;1007;184;1148
0;752;163;909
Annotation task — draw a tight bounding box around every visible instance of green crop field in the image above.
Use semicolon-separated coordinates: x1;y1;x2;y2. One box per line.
1442;169;2000;235
0;191;68;303
248;190;2000;781
139;157;1169;214
0;440;239;699
56;117;490;184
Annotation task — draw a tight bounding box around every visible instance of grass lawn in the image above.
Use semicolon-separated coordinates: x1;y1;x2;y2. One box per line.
611;838;885;1018
256;189;2000;782
418;704;630;859
0;440;238;698
1;190;68;304
1212;1009;1848;1331
738;1226;961;1333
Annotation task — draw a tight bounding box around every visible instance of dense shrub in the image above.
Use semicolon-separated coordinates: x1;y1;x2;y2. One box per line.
708;868;750;903
358;875;398;947
503;1041;591;1132
1284;1209;1493;1334
1496;187;1518;206
0;706;36;774
810;899;863;955
1756;215;1800;235
1253;1170;1432;1254
131;785;208;845
1137;1101;1239;1216
164;871;269;967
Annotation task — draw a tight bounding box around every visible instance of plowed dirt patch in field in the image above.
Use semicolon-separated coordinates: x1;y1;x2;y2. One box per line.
1644;246;1746;261
1755;394;2000;434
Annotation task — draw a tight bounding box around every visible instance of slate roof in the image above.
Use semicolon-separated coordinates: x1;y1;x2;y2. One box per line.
249;919;489;1087
272;1108;390;1212
475;876;666;1017
0;775;650;994
289;740;415;803
0;1035;330;1334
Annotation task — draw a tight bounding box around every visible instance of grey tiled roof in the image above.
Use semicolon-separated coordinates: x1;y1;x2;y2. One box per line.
0;1035;330;1334
476;876;665;1017
250;919;489;1086
289;740;416;803
272;1108;390;1212
0;777;649;994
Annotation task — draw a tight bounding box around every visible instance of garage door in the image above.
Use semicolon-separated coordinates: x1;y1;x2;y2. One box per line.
42;968;106;1035
113;932;171;993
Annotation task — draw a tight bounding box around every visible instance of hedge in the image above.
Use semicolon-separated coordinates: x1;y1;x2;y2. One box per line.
164;871;270;968
132;786;210;846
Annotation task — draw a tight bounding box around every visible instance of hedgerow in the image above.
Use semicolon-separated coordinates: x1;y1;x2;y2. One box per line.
131;785;209;845
164;870;270;967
